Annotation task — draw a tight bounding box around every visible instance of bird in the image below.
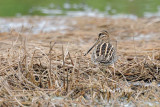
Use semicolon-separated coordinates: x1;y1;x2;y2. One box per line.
84;30;117;66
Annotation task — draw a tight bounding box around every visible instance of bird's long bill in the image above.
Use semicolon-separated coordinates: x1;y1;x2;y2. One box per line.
84;40;99;56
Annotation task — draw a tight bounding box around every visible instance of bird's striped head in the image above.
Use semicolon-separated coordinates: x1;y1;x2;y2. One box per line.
98;30;110;42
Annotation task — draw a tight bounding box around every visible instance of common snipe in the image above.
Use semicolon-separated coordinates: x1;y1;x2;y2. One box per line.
84;30;117;66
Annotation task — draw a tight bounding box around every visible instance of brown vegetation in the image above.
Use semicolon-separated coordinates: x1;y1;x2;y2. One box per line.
0;16;160;106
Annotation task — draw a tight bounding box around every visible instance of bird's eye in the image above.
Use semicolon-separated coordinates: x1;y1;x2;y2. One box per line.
99;33;102;37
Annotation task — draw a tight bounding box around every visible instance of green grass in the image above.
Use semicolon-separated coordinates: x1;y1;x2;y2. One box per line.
0;0;160;17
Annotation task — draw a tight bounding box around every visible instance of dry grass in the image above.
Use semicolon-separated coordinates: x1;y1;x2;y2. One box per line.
0;16;160;106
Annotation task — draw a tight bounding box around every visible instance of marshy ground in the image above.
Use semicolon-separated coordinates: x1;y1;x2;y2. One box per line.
0;16;160;106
